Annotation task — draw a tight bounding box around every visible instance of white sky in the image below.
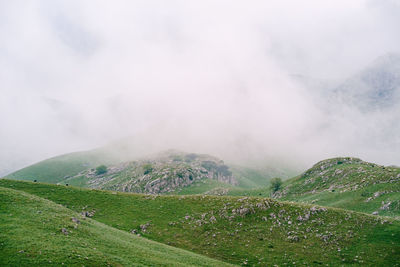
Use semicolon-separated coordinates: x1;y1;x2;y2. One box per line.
1;0;400;174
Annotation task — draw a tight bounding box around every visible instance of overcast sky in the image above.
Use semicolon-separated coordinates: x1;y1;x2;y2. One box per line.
1;0;400;174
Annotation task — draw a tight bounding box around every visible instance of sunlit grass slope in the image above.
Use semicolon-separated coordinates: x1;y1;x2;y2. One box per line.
1;179;399;266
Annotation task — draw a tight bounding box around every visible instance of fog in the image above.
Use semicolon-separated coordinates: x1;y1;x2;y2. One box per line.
1;0;400;175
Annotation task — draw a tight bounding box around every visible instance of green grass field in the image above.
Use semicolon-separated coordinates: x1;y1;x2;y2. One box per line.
4;150;116;183
0;186;231;266
1;179;399;266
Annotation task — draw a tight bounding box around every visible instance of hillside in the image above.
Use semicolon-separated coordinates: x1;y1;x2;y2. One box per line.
272;157;400;217
5;149;278;194
4;149;118;184
60;150;238;194
0;186;231;266
1;179;399;266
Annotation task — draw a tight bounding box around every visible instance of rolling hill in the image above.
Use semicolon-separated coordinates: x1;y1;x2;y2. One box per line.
0;185;231;266
4;149;279;194
1;179;399;266
231;157;400;218
275;157;400;217
4;149;118;184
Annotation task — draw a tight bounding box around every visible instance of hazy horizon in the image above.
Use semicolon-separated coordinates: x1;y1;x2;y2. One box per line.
1;0;400;175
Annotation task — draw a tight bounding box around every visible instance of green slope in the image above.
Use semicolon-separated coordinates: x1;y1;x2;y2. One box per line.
276;157;400;217
1;179;399;266
229;165;274;189
4;150;116;183
0;186;231;266
227;157;400;218
5;149;289;194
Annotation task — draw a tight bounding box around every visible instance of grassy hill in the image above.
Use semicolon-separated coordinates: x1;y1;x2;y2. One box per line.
1;179;399;266
276;157;400;217
5;149;278;194
4;149;117;184
60;150;239;194
230;157;400;218
0;186;231;266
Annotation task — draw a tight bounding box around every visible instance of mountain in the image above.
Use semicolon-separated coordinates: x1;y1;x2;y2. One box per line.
333;53;400;111
4;149;281;194
1;179;399;266
0;185;230;266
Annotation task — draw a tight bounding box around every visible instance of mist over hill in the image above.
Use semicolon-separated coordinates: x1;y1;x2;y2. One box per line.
2;2;400;266
1;1;400;177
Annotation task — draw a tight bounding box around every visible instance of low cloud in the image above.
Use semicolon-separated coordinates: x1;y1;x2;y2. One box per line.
1;0;399;174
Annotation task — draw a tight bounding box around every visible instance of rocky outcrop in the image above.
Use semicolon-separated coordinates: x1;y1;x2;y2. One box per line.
74;150;238;194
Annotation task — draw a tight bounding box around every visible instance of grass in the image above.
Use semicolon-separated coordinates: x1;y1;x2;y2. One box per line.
229;166;273;189
4;150;116;183
4;149;286;194
281;182;400;218
172;179;234;195
1;179;399;266
278;157;400;217
0;186;231;266
229;157;400;218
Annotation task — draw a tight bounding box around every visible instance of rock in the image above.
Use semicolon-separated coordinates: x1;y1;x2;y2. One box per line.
140;222;151;232
256;202;267;210
71;217;80;224
61;228;69;235
372;211;378;215
130;229;138;234
81;210;95;218
210;216;217;223
310;206;327;214
297;212;310;222
380;201;391;210
334;169;343;175
287;235;300;242
238;197;249;202
235;208;250;216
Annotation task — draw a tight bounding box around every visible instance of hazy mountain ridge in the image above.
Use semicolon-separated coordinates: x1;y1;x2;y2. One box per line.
333;53;400;111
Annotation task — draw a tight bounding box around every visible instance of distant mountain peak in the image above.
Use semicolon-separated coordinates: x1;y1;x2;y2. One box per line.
371;52;400;66
333;52;400;111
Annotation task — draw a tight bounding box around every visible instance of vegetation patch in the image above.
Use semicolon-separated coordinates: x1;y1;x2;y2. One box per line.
0;186;231;266
1;179;399;266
